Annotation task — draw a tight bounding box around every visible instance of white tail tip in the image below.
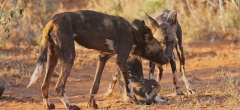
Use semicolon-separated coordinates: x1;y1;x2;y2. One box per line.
27;64;43;88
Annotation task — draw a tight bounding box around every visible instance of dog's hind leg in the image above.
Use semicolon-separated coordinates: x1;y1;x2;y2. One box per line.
175;28;196;94
180;65;196;94
105;64;119;97
41;40;58;109
54;31;80;110
55;47;79;109
87;52;113;108
176;44;196;94
180;56;196;94
169;52;184;95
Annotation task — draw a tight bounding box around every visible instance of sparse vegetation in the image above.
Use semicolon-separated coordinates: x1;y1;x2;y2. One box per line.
1;0;239;46
87;0;240;40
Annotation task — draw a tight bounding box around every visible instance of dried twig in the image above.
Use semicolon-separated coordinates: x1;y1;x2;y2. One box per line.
223;71;240;94
185;0;200;25
0;0;8;11
231;0;239;10
207;0;217;7
11;0;18;9
0;0;8;17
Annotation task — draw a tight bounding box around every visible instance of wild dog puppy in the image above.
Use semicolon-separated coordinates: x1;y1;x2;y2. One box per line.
106;56;168;105
126;56;167;104
27;10;169;109
146;9;196;95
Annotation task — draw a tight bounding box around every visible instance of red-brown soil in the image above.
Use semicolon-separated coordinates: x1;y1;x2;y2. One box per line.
0;39;240;110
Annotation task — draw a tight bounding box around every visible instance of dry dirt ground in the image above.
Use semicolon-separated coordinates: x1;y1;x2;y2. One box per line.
0;39;240;110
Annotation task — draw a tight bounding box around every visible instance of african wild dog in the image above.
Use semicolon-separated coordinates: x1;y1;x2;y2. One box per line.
105;12;179;97
107;56;168;105
146;9;196;95
27;10;169;109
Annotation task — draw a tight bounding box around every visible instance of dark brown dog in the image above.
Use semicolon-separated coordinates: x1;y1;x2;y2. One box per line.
27;10;169;109
146;9;196;95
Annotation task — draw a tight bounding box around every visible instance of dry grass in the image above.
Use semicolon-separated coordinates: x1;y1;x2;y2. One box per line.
1;0;239;47
174;0;240;41
150;71;240;110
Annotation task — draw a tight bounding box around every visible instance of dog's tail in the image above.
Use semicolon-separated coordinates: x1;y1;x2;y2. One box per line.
27;20;54;88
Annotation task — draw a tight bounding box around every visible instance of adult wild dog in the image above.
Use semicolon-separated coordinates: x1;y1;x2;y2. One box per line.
27;10;169;109
146;9;196;95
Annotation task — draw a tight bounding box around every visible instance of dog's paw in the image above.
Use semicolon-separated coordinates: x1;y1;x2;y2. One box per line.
86;98;98;108
187;88;196;95
154;96;168;103
69;105;80;110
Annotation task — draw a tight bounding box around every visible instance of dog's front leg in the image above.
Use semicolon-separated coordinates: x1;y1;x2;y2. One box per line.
149;61;155;79
116;56;139;104
156;64;163;83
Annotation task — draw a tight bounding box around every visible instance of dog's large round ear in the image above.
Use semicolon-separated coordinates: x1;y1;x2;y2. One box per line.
167;10;177;26
145;13;158;31
132;19;146;30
